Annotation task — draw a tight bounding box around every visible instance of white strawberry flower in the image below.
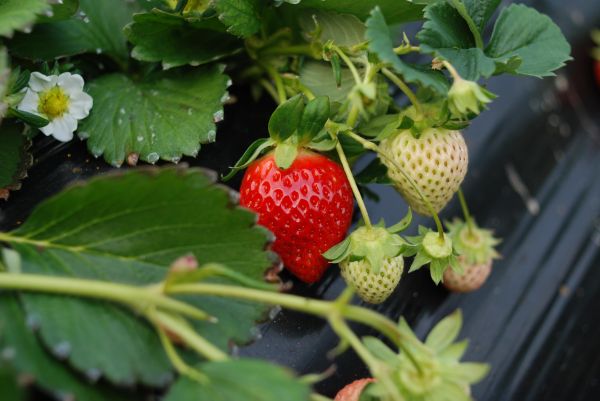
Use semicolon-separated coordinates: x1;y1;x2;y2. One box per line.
17;72;93;142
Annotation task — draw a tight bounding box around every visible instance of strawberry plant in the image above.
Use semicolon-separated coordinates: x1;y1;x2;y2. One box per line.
0;1;572;401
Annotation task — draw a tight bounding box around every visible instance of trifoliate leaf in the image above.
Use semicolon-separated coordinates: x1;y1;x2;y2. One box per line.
0;295;129;401
214;0;261;37
9;0;134;63
125;11;242;69
297;96;330;143
0;122;32;200
286;0;423;24
79;65;229;166
486;4;571;77
0;0;50;38
366;7;448;94
164;359;311;401
453;0;500;33
0;168;276;387
0;47;8;121
299;61;355;103
38;0;79;22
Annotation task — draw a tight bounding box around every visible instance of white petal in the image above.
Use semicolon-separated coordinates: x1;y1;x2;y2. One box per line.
29;72;58;92
58;72;85;94
67;91;93;119
17;89;41;114
43;115;77;142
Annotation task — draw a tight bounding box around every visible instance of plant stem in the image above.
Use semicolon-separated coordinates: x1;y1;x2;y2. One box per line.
335;142;372;228
0;273;211;322
342;131;445;238
259;44;315;57
259;79;280;104
442;60;461;81
393;45;420;55
150;309;228;362
331;45;362;85
328;315;405;401
457;188;475;232
260;62;287;104
381;68;422;115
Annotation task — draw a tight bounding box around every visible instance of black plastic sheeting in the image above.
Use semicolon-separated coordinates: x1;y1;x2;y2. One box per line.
1;1;599;400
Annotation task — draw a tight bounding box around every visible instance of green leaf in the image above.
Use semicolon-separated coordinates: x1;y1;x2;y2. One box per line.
79;65;229;167
486;4;571;77
6;108;49;128
268;94;304;142
388;208;412;233
0;295;129;401
287;0;423;24
355;157;391;185
456;0;500;32
363;336;399;365
164;359;311;401
440;362;490;384
300;11;366;48
297;96;330;143
0;122;32;200
125;11;242;69
38;0;79;22
299;61;355;103
417;2;495;80
0;47;8;121
0;364;24;401
2;168;275;386
322;236;352;262
366;7;448;94
274;142;298;169
425;310;462;352
214;0;261;37
222;138;274;181
9;0;134;63
0;0;50;38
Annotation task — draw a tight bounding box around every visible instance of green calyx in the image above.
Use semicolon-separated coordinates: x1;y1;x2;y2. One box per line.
405;226;459;284
222;94;332;180
363;310;489;399
447;77;496;118
446;218;501;266
324;209;412;274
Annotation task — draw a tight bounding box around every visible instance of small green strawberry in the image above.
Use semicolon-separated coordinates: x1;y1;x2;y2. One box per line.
443;218;501;292
405;226;459;284
378;127;468;216
324;211;412;304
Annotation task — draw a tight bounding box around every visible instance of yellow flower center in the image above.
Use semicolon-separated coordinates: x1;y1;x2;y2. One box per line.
38;86;70;120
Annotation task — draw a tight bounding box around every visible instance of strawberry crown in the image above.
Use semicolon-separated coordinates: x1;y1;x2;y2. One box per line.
404;226;460;284
446;218;501;266
222;94;333;181
323;209;412;274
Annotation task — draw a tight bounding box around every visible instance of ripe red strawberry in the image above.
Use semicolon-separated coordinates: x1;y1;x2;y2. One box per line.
379;128;468;216
334;378;375;401
443;256;492;292
240;150;353;283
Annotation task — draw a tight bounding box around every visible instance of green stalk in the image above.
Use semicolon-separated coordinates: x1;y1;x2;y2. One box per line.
0;272;211;321
259;44;315;58
457;188;475;233
343;131;445;238
260;62;287;104
331;45;362;85
381;68;422;115
335;141;372;228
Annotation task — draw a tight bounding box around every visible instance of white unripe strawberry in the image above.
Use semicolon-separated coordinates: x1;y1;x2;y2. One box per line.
379;128;468;215
340;255;403;304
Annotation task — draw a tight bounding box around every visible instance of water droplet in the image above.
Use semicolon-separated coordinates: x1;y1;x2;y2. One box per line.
207;129;216;142
147;152;160;164
111;159;123;168
53;341;72;359
136;135;144;142
151;90;159;96
78;131;90;139
187;108;193;115
171;156;181;164
212;110;224;123
2;347;16;360
85;368;102;383
117;118;123;125
95;48;102;54
23;26;32;33
26;314;40;330
226;79;233;87
44;10;54;17
268;305;281;320
250;326;262;340
119;108;126;115
83;17;90;23
220;92;230;103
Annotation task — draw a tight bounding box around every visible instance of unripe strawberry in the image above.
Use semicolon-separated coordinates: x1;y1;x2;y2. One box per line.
334;378;375;401
340;255;403;304
443;256;492;292
379;128;468;216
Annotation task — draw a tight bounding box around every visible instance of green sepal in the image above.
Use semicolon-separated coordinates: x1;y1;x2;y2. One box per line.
388;208;412;233
297;96;330;144
222;137;275;181
363;337;401;367
274;142;298;169
331;52;342;87
322;235;352;263
425;310;462;352
409;250;431;273
446;218;501;265
7;67;29;94
268;94;305;142
6;108;49;128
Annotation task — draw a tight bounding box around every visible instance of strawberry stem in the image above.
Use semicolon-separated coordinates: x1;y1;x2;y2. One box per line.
381;68;422;116
343;131;446;238
260;61;287;104
335;141;372;228
457;188;475;233
331;45;362;85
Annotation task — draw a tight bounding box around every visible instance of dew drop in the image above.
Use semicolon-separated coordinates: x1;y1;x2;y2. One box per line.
136;135;144;142
212;110;224;123
95;48;102;54
250;326;262;340
85;368;102;383
26;314;41;330
23;26;32;33
1;347;16;360
268;305;281;320
119;107;126;115
83;17;90;23
207;129;216;142
44;10;54;17
171;156;181;164
78;131;90;139
147;152;160;164
53;341;72;359
187;108;193;116
220;92;230;103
